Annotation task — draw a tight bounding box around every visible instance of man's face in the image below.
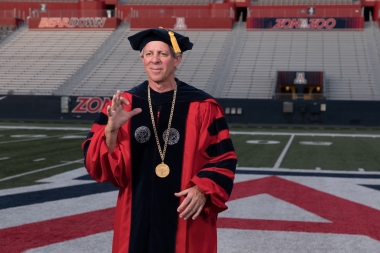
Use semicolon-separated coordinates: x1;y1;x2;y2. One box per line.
141;41;182;85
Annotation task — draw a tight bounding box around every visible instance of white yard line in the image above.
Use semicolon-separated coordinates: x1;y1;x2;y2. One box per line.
0;132;87;145
0;126;89;131
0;136;59;145
230;131;380;138
0;159;84;182
273;134;294;169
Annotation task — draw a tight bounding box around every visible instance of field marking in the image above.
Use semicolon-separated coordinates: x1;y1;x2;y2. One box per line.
246;140;280;144
0;132;87;145
273;135;294;169
0;159;84;182
11;134;47;138
0;135;65;145
0;157;10;161
230;131;380;138
299;141;332;146
33;158;46;162
0;126;89;131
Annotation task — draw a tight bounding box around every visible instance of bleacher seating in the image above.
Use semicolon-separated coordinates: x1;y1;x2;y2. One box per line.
0;15;379;101
221;30;379;100
70;29;230;96
0;26;15;43
0;29;112;95
120;0;211;5
256;0;356;5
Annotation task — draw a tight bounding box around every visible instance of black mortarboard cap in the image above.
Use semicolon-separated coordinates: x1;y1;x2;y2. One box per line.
128;27;193;54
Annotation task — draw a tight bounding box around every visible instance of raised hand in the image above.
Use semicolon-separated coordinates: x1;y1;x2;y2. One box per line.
105;90;142;152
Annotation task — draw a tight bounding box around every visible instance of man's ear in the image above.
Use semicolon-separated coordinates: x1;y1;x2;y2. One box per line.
174;55;182;67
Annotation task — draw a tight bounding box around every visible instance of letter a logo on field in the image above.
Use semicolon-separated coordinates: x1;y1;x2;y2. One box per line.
294;72;307;84
174;17;187;30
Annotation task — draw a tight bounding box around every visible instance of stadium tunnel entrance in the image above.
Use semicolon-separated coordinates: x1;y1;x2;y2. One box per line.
236;7;247;22
363;6;374;22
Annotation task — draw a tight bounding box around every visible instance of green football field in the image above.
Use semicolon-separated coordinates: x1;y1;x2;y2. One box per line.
1;122;380;190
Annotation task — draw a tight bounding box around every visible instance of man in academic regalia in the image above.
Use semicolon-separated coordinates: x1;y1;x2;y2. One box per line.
82;27;237;253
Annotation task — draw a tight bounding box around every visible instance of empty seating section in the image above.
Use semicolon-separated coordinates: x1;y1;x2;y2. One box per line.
72;30;230;96
175;31;230;91
2;0;77;2
71;30;145;96
120;0;211;5
257;0;355;5
0;26;14;43
221;31;378;100
1;23;377;101
0;30;112;95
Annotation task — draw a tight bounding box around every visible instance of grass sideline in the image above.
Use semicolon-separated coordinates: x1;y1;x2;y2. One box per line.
1;122;380;190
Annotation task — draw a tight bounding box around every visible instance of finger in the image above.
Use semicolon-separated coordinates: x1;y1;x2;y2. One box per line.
192;201;205;220
180;201;198;220
128;108;142;117
179;194;201;219
174;188;189;197
120;97;130;106
107;105;112;117
177;196;191;213
111;94;117;111
116;91;121;106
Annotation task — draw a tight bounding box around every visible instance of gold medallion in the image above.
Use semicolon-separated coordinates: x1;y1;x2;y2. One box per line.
148;84;177;179
155;163;170;178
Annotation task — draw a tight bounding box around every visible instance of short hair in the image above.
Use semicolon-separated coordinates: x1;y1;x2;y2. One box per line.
139;46;182;59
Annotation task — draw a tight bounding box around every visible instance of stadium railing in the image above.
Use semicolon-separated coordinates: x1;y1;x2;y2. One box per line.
249;8;361;18
130;9;231;19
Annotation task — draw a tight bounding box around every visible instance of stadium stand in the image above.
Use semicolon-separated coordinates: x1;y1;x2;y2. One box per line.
220;27;380;100
256;0;357;5
0;29;112;95
120;0;212;5
0;1;379;102
68;24;231;96
0;25;15;43
1;22;378;100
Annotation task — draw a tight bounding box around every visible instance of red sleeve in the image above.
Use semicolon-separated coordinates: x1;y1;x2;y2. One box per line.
81;93;133;188
187;99;237;216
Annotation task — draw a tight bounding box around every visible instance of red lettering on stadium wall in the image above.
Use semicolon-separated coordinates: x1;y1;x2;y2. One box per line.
38;17;107;28
274;18;336;29
72;97;111;113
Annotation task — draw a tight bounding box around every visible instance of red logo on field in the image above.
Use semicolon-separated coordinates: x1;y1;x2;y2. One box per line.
1;176;379;252
218;176;380;241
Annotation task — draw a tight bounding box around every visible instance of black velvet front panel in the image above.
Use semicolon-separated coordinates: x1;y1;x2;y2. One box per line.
129;91;190;253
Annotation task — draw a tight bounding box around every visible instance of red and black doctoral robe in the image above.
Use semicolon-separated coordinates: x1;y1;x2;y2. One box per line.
82;79;237;253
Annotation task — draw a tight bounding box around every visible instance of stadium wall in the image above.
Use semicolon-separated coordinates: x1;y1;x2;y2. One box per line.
0;95;379;127
248;5;362;18
120;3;234;29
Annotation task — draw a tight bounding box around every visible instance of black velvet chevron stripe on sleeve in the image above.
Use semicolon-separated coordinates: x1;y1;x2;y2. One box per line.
205;138;235;158
86;132;94;140
83;139;91;167
202;158;237;173
207;117;229;136
196;171;234;196
94;112;108;125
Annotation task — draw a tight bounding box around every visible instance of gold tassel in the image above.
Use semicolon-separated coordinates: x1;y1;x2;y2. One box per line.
168;31;181;53
159;27;181;53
